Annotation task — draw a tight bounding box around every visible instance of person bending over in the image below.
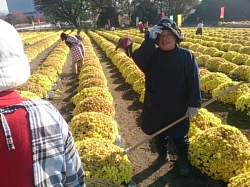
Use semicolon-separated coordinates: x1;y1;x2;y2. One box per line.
115;37;133;57
60;32;86;75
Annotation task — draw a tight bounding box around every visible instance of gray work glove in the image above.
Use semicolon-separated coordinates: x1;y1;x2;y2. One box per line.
187;107;198;118
149;25;162;39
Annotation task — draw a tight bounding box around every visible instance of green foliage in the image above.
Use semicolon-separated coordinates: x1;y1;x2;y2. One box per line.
186;0;250;22
131;0;159;26
97;7;119;27
33;0;201;27
131;0;200;25
34;0;90;27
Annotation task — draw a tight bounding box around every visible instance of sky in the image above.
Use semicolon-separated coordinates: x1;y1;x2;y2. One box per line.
0;0;8;12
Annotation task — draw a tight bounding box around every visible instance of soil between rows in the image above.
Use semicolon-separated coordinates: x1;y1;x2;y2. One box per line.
33;35;250;187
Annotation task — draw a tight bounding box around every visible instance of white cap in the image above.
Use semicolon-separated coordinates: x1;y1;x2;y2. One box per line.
0;19;30;92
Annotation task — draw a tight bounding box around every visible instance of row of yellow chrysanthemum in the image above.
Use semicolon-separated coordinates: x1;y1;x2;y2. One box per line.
95;29;250;117
182;27;250;47
98;28;250;81
93;28;250;124
18;28;250;186
67;31;134;186
22;30;61;62
19;29;132;186
17;31;70;99
98;28;250;84
20;30;60;46
89;29;250;186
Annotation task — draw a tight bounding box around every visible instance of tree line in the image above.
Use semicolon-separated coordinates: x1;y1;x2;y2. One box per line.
187;0;250;23
2;0;250;27
32;0;200;27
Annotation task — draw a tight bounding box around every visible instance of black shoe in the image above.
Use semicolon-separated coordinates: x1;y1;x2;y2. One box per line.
150;154;170;170
178;156;190;177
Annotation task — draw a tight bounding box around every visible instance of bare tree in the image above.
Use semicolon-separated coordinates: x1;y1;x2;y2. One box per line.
9;12;28;25
34;0;91;27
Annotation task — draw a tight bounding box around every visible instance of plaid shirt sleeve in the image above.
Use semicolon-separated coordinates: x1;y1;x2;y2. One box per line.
63;125;85;186
66;36;80;46
66;36;84;61
21;99;85;187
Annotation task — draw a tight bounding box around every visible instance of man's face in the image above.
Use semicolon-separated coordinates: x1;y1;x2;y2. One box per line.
157;30;176;51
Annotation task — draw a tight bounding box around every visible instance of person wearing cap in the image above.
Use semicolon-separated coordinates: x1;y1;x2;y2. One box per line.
132;18;201;176
0;20;85;187
60;32;86;75
115;37;133;57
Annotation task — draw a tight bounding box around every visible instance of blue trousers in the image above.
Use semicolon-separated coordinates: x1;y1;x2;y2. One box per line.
154;133;189;158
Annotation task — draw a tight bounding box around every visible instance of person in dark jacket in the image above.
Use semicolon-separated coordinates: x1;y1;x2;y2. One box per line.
115;37;133;57
132;18;202;176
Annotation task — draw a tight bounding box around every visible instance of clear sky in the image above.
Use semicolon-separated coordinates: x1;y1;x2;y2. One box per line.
0;0;8;12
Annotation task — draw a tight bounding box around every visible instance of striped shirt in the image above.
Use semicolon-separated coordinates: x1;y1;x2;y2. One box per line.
1;98;85;187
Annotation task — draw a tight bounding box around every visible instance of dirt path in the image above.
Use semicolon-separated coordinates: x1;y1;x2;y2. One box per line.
88;38;227;187
45;35;249;187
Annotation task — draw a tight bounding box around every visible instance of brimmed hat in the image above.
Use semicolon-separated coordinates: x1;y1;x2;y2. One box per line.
0;20;30;92
157;18;184;42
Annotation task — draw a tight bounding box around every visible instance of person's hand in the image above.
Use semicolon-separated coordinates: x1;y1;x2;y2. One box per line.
187;107;198;118
149;25;162;39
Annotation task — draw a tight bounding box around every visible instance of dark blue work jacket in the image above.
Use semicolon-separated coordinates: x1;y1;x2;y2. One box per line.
132;38;202;137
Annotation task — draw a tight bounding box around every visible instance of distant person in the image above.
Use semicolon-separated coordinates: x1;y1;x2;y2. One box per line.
105;23;109;30
144;21;149;37
138;21;144;33
115;37;133;57
125;22;129;29
144;21;149;30
132;18;202;177
60;32;86;75
196;21;204;35
144;28;149;38
92;23;97;31
121;23;126;29
0;19;85;186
